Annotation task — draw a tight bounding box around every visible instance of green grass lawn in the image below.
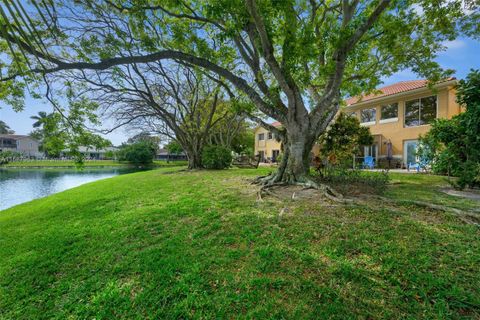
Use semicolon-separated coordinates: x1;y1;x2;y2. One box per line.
2;160;188;168
1;168;479;319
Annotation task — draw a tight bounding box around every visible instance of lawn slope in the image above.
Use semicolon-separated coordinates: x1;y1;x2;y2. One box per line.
0;168;479;319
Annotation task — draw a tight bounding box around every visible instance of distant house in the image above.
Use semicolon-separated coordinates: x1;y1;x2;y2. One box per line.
61;146;118;160
254;122;282;163
253;122;320;163
156;148;187;161
0;134;42;157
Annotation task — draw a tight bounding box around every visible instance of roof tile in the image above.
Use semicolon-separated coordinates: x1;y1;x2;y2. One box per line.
346;78;455;106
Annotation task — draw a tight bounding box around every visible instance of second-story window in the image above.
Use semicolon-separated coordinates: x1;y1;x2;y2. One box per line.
258;133;265;141
361;108;376;124
267;132;273;139
380;103;398;121
405;96;437;127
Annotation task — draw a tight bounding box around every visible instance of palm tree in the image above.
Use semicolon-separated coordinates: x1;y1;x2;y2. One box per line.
0;120;14;134
30;111;51;128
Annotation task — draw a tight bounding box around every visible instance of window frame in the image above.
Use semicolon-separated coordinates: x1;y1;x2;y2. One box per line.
267;132;273;140
258;133;265;141
404;95;438;128
360;107;377;126
379;103;399;124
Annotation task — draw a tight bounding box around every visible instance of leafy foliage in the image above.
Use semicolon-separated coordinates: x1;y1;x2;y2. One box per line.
319;112;373;167
418;70;480;189
0;150;21;165
117;141;156;165
165;140;183;155
230;126;255;156
127;132;161;153
318;167;390;194
0;120;14;134
201;145;232;169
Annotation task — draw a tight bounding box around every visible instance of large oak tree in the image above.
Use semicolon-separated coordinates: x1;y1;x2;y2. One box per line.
0;0;478;184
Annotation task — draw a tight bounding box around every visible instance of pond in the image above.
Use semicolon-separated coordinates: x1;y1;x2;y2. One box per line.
0;168;142;211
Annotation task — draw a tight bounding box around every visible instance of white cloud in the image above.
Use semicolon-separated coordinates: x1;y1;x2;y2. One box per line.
443;39;467;50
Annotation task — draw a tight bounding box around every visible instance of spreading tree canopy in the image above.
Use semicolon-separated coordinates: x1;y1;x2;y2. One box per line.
0;0;478;184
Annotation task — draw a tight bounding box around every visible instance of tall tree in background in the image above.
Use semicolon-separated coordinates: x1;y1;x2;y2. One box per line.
0;120;14;134
30;111;52;129
127;132;161;154
0;1;478;187
75;62;240;169
28;111;53;150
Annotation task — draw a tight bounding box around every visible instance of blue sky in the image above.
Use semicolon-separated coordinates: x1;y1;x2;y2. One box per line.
1;37;479;146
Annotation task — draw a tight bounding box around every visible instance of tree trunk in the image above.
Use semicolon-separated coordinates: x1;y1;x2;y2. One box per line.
264;122;318;185
185;147;203;169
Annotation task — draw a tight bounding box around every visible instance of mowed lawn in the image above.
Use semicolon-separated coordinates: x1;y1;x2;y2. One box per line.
0;168;479;319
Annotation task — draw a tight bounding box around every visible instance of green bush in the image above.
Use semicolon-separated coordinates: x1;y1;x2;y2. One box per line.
0;151;21;165
319;112;373;168
202;145;232;169
117;141;156;165
418;69;480;189
318;167;390;194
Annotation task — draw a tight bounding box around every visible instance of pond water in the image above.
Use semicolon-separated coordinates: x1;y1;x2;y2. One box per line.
0;168;141;211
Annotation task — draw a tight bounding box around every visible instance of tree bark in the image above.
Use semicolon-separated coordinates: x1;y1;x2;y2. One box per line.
187;151;203;169
183;143;204;170
261;117;318;185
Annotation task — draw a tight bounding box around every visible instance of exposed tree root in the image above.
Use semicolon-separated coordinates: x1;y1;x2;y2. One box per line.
408;200;480;226
362;195;480;226
253;174;351;204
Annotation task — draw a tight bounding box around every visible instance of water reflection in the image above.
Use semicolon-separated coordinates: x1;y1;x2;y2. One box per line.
0;168;141;211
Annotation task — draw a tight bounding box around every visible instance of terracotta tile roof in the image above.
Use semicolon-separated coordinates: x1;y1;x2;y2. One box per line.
271;121;282;127
345;78;455;106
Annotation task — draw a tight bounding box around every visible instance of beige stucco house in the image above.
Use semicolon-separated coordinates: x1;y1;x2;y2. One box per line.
254;78;462;167
254;121;320;163
254;121;283;162
344;78;460;167
0;134;42;157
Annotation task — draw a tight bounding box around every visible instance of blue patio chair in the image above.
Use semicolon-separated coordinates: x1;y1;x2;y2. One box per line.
418;159;430;172
408;162;420;172
363;156;375;169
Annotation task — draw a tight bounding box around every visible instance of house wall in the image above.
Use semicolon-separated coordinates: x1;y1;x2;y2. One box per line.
254;126;321;162
254;127;282;161
345;85;461;165
15;138;40;157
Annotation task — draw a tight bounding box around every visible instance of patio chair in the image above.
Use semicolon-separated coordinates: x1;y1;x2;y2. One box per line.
363;156;375;169
408;162;420;172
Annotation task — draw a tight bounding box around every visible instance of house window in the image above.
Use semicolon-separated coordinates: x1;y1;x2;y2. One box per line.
405;96;437;127
267;132;273;140
360;108;376;124
380;103;398;121
258;133;265;141
272;150;280;162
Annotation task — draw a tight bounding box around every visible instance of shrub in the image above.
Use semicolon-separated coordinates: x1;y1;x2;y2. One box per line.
319;112;373;168
318;167;390;194
0;151;21;165
117;141;156;165
202;145;232;169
